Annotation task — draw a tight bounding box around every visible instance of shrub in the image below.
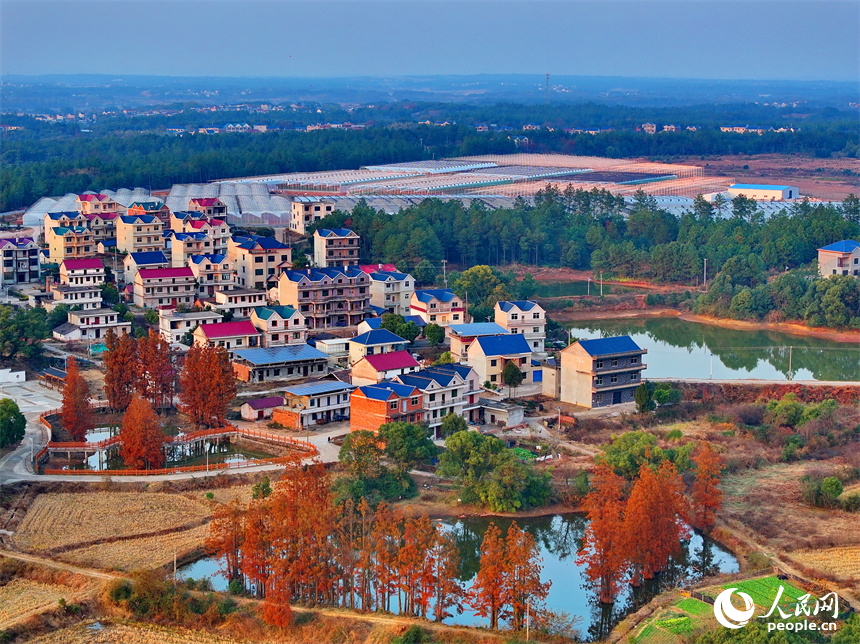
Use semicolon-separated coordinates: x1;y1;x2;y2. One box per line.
665;428;683;442
747;552;771;570
392;625;431;644
842;493;860;512
821;476;843;499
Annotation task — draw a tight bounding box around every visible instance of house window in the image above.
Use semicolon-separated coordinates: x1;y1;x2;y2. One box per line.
596;360;604;368
611;359;618;367
631;372;638;381
490;375;497;382
631;356;639;364
610;375;618;383
390;401;397;410
533;312;540;319
490;359;497;367
596;377;603;385
411;397;419;406
533;327;540;333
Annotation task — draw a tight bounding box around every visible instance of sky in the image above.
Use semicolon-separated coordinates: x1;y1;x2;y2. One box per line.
1;0;858;82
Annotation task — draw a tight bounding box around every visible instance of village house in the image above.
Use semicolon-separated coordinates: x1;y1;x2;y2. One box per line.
349;382;425;433
82;212;119;242
394;364;480;435
289;198;334;235
48;226;94;262
466;333;534;388
0;238;41;286
272;380;355;428
494;300;547;356
182;218;230;254
133;266;196;308
357;315;425;335
367;270;415;316
351;350;420;386
240;396;284;421
158;308;223;344
116;214;164;254
60;258;105;286
410;289;465;327
447;322;509;361
557;336;647;408
817;240;860;277
212;287;268;319
76;193;119;216
128;201;171;226
193;320;260;357
348;329;408;365
277;266;370;329
53;308;131;341
250;305;308;347
232;344;328;383
228;235;292;289
313;228;361;268
123;251;168;284
187;197;227;218
188;254;235;296
166;231;214;267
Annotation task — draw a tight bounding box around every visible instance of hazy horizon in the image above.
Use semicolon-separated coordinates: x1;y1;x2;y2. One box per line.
2;1;858;83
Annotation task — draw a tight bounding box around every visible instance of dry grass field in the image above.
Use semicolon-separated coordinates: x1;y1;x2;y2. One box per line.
792;546;860;582
13;493;210;552
21;622;267;644
0;578;78;630
60;525;209;572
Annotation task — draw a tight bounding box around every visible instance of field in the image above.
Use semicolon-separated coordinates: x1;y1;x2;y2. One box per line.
60;525;209;571
0;578;79;629
709;576;812;611
22;622;264;644
634;596;714;644
793;546;860;582
13;492;211;552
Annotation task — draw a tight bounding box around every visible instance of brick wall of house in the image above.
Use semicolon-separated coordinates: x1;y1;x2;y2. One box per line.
349;395;389;433
232;363;252;382
272;408;301;429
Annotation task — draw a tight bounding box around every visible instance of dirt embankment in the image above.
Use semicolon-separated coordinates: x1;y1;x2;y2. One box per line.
678;312;860;344
671;382;860;405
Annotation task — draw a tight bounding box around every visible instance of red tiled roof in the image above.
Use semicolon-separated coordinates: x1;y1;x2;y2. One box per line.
188;220;211;230
200;320;258;339
210;219;225;226
78;193;109;202
190;198;220;207
359;263;397;274
362;350;419;372
61;258;103;270
138;267;194;279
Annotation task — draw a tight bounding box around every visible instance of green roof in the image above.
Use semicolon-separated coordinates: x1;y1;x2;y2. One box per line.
255;305;299;320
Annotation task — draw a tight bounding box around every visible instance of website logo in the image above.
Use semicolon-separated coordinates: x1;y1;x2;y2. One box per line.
713;588;755;629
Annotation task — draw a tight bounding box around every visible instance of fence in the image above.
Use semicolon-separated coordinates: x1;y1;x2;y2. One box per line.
37;422;317;476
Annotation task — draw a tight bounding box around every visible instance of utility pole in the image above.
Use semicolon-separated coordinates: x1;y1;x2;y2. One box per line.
441;259;447;287
703;258;707;289
600;272;604;296
526;598;531;641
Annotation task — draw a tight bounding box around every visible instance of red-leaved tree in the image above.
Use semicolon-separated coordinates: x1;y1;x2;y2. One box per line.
61;356;93;441
179;344;236;428
120;393;165;470
577;464;628;603
469;522;508;629
505;521;550;630
691;443;723;533
103;329;137;411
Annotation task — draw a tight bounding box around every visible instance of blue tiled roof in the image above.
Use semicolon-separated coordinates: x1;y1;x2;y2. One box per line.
174;232;209;241
351;329;406;346
53;226;88;234
281;266;366;283
430;364;473;380
414;289;457;303
46;211;83;220
362;318;383;329
819;240;860;253
356;385;396;401
129;251;168;265
577;335;643;357
233;344;327;366
369;271;409;281
396;367;462;388
473;334;531;356
282;380;356;396
99;239;117;247
374;381;420;397
448;322;508;337
120;214;159;224
497;300;538;312
368;305;387;315
189;253;227;265
404;315;426;327
316;228;355;237
235;235;289;250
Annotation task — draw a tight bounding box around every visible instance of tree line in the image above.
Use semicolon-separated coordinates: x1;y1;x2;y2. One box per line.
206;462;550;632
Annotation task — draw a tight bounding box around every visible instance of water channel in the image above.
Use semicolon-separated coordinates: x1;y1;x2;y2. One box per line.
566;316;859;382
178;513;738;641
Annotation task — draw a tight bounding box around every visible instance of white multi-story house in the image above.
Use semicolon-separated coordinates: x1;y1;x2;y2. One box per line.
494;300;547;356
228;235;292;289
133;267;196;309
0;238;41;286
394;364;480;437
167;231;214;267
212;287;268;319
367;270;414;315
410;289;465;328
290;198;334;235
123;251;168;284
313;228;360;268
817;240;860;277
59;258;105;286
250;305;308;347
158;308;223;344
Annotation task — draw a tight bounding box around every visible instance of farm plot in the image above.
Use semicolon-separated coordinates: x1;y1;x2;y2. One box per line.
61;525;209;571
635;597;713;644
23;622;259;644
793;546;860;581
0;578;78;629
13;493;210;552
702;576;812;612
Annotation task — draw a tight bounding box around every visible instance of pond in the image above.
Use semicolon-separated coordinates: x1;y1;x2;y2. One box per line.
69;439;274;472
534;280;647;298
178;513;737;641
566;316;859;382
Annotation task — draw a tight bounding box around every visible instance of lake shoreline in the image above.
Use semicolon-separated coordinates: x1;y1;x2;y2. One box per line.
555;307;859;344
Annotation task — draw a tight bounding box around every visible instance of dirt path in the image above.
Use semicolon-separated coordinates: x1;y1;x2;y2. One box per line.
0;549;120;581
